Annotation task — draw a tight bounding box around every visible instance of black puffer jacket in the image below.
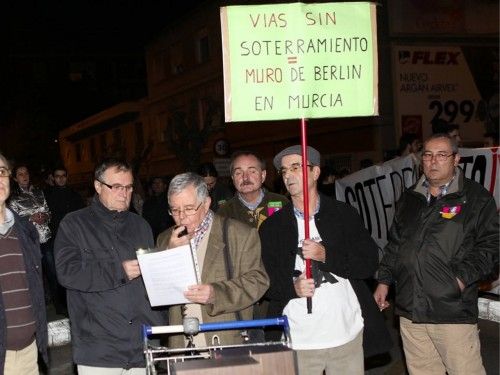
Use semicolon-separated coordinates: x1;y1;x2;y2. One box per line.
378;170;499;323
54;197;167;368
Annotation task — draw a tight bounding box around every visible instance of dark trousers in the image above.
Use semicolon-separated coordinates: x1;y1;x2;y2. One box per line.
41;239;67;314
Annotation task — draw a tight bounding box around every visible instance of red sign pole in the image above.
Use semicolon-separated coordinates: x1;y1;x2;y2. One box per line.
300;118;312;314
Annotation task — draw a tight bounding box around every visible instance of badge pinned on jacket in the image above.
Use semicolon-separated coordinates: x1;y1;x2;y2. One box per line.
440;204;462;219
267;201;283;216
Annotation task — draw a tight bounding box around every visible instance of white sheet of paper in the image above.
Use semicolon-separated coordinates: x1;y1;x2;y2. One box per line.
137;244;198;307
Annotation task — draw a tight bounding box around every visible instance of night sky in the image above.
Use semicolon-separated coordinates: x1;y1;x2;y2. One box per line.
3;1;202;53
0;0;202;170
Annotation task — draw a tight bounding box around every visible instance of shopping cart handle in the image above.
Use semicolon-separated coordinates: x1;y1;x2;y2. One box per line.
143;316;289;337
200;317;288;332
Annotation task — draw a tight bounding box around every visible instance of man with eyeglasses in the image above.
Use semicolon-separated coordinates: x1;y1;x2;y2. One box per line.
156;172;269;348
54;158;167;374
259;145;391;375
218;150;288;230
0;153;48;374
374;133;499;375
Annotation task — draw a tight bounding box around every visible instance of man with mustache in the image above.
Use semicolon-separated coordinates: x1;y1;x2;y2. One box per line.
218;150;288;230
217;151;288;321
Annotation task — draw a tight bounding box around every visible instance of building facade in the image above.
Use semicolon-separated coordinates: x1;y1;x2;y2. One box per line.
58;0;498;192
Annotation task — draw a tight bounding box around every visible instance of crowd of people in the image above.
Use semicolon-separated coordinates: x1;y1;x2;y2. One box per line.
0;129;498;375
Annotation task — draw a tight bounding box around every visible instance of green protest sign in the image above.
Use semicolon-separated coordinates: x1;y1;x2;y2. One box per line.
220;2;378;122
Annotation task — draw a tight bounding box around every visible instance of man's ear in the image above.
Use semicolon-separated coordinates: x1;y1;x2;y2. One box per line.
261;169;267;183
313;166;321;181
94;180;101;195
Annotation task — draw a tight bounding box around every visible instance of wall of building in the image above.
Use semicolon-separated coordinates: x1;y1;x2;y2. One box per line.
58;0;498;192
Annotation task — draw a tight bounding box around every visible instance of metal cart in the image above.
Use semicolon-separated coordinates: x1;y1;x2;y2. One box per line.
143;316;291;375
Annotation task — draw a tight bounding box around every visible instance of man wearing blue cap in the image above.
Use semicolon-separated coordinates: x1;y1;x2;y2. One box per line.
259;145;391;375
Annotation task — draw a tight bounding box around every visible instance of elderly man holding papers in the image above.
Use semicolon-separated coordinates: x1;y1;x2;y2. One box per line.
157;172;269;348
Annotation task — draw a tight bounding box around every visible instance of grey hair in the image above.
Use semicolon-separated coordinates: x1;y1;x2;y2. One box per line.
424;133;458;154
168;172;208;205
94;157;132;181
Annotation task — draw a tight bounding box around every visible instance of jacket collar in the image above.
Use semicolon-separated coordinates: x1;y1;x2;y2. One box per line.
90;195;129;223
413;167;464;197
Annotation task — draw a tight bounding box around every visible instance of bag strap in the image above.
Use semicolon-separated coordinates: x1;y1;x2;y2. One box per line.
222;217;243;321
222;217;232;278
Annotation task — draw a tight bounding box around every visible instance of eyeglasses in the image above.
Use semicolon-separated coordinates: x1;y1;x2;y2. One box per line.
168;202;203;217
0;167;11;178
421;152;456;162
278;163;313;176
54;174;67;178
98;180;134;193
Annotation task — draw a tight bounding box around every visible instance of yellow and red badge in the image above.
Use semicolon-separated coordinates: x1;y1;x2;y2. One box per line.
440;205;462;219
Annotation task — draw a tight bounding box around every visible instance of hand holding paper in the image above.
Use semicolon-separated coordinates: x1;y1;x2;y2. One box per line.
136;244;199;306
122;260;141;280
184;284;214;304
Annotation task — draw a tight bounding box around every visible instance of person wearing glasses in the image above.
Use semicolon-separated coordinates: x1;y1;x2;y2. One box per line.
218;150;288;229
156;172;269;348
374;133;499;375
0;153;48;374
54;158;167;374
259;145;391;375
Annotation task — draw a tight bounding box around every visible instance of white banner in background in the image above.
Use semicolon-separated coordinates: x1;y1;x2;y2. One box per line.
458;147;500;207
335;147;500;250
335;155;417;250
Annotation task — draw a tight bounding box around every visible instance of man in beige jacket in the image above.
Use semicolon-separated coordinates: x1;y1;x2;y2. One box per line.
157;172;269;348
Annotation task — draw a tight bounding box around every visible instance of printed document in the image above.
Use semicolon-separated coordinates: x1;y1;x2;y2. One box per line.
137;245;199;306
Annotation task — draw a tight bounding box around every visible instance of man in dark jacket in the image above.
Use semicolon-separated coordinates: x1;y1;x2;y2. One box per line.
54;158;167;374
260;145;391;375
46;166;85;236
44;166;85;314
197;163;233;212
142;176;174;241
374;134;499;375
0;153;47;375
